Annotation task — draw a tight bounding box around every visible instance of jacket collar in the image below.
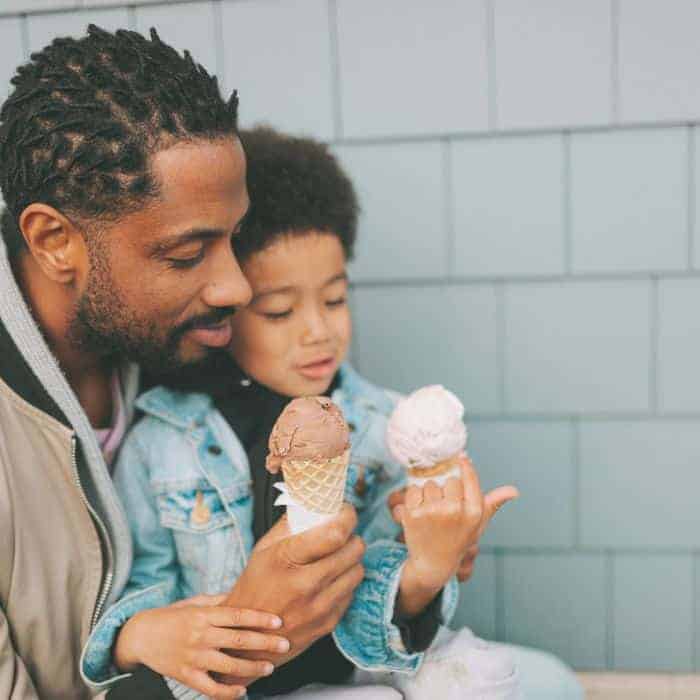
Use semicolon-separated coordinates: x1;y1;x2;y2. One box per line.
136;385;214;429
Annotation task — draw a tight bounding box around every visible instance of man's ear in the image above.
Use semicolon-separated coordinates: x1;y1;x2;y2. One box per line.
19;204;87;284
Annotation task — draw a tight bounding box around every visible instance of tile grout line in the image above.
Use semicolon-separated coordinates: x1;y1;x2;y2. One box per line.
688;126;695;270
497;282;507;413
212;0;226;94
443;139;455;279
327;0;344;141
610;0;620;123
606;551;615;669
563;132;573;274
649;278;659;414
572;418;581;548
484;0;498;130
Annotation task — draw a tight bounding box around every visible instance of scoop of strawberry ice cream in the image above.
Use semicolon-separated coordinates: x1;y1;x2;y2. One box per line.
386;385;467;469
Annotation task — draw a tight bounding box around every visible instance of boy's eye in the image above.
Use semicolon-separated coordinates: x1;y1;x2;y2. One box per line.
263;309;293;320
167;248;205;270
326;297;347;308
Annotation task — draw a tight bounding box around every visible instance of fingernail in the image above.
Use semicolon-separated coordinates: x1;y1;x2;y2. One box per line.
271;616;283;628
263;662;274;675
277;639;290;652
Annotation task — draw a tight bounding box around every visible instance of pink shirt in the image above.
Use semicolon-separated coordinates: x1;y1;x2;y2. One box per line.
94;371;128;469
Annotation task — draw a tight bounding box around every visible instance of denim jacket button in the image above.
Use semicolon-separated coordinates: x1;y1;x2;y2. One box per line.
208;444;222;456
348;422;356;432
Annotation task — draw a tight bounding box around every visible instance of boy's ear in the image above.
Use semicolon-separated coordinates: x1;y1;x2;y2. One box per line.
19;204;87;285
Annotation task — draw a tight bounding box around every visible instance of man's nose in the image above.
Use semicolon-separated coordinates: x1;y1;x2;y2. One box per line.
202;242;252;309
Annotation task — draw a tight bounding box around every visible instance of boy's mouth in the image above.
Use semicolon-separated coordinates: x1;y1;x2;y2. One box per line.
297;356;337;380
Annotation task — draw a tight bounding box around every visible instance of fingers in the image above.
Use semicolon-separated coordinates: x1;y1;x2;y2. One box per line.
287;503;358;564
255;514;292;551
459;456;483;505
206;627;290;654
423;480;442;503
183;668;247;700
171;593;227;609
387;488;406;509
207;607;283;630
405;485;422;509
197;650;274;679
314;535;365;588
316;562;365;622
392;504;406;524
483;485;519;524
443;476;464;502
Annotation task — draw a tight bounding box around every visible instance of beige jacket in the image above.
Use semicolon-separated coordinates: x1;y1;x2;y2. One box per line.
0;239;137;699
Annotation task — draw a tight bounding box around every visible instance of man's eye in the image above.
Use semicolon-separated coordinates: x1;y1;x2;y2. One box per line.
167;249;205;270
326;297;347;307
263;309;293;320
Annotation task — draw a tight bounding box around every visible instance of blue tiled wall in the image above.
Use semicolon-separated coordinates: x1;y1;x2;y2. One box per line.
2;0;699;673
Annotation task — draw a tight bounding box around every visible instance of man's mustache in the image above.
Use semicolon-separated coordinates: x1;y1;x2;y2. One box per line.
172;307;237;339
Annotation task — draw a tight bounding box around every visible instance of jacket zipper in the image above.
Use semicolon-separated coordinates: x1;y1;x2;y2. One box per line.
70;436;114;630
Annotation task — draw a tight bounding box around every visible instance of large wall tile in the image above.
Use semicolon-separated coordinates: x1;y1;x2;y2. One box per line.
503;554;607;669
452;553;497;641
335;142;448;282
570;129;687;273
2;1;78;13
337;0;488;138
27;7;130;55
470;421;575;547
493;0;612;129
504;281;650;413
352;284;501;414
0;18;24;103
613;555;693;671
619;0;700;123
658;279;700;412
580;421;700;548
221;0;334;140
451;134;565;277
135;2;217;75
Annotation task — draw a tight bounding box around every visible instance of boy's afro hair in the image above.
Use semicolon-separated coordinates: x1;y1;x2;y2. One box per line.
236;126;358;261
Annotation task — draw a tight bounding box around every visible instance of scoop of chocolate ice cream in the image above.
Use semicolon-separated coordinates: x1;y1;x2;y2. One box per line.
266;396;350;473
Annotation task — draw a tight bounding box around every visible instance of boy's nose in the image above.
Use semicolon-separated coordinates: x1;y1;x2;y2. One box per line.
302;311;332;344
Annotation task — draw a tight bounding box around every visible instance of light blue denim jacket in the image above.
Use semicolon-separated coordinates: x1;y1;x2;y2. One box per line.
81;364;459;691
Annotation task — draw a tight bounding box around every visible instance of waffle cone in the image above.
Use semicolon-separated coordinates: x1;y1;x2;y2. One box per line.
281;448;350;515
407;453;462;479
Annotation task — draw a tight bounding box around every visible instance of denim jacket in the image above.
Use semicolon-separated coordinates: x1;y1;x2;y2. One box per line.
81;364;459;691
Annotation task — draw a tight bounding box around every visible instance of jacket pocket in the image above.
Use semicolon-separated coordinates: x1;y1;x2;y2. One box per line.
156;480;251;595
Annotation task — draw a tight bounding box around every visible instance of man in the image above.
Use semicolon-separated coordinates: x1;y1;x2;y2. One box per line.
0;26;364;699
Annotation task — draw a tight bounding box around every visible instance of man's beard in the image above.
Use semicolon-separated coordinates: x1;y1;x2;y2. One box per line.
68;240;235;376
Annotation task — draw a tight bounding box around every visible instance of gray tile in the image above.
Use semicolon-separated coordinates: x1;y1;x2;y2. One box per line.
352;284;501;414
337;0;488;138
452;552;497;641
135;2;217;75
470;421;575;548
221;0;334;140
0;18;24;103
658;279;700;412
614;555;693;671
619;0;700;123
493;0;612;129
27;7;130;55
452;134;565;277
504;281;650;414
693;126;700;270
580;421;700;548
570;129;687;274
503;553;607;669
335;142;448;282
1;1;79;13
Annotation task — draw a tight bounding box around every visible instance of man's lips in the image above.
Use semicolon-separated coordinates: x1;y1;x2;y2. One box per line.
186;320;232;348
297;356;337;380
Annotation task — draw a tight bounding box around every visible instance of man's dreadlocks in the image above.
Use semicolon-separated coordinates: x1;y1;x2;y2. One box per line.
0;24;238;257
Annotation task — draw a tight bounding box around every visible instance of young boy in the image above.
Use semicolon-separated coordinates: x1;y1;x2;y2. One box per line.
83;127;576;699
